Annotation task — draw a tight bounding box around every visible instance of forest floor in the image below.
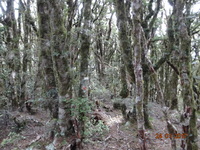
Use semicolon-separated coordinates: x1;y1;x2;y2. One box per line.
0;98;200;150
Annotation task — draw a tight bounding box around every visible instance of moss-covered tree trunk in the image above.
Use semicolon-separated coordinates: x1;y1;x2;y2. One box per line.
78;0;92;137
79;0;92;98
132;1;146;149
164;63;170;106
176;0;198;149
20;0;31;109
166;8;179;110
114;0;135;84
143;76;152;129
4;0;21;109
119;59;129;98
94;27;106;84
169;60;178;110
37;0;58;118
49;0;73;136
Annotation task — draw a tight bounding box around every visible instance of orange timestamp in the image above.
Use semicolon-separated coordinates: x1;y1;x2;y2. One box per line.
155;133;188;139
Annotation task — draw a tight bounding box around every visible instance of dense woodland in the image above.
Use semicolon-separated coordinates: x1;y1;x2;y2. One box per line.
0;0;200;150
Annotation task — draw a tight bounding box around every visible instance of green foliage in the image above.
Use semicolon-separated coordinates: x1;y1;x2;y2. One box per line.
67;98;92;120
0;95;8;108
84;120;109;138
1;132;25;147
52;51;60;57
63;97;109;138
149;117;154;121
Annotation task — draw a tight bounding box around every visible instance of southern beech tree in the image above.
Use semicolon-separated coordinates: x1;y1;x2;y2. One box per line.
79;0;92;98
132;0;146;149
78;0;92;136
176;0;198;149
37;0;58;119
2;0;21;109
0;0;199;149
48;0;76;137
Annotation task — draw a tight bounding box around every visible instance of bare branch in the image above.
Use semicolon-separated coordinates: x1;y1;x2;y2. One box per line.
93;2;107;23
166;61;180;75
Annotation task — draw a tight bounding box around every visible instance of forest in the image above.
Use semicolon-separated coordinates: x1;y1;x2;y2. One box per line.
0;0;200;150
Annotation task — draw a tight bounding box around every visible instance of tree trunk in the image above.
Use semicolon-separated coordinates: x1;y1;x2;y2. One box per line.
78;0;92;137
119;59;129;98
79;0;92;98
132;1;146;149
143;76;152;129
37;0;58;118
20;0;31;107
4;0;21;109
176;0;198;149
164;63;170;106
169;61;178;110
166;10;179;110
114;0;135;83
49;0;72;136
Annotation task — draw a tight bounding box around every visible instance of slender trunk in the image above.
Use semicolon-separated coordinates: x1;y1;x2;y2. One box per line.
119;59;129;98
78;0;92;136
132;1;146;149
164;63;170;106
21;0;30;104
169;63;178;110
5;0;21;109
79;0;92;98
166;10;179;110
114;0;135;83
143;76;152;129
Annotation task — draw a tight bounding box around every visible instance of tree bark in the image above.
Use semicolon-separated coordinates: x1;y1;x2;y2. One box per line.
20;0;31;107
143;76;152;129
176;0;198;149
114;0;135;83
37;0;58;118
78;0;92;137
79;0;92;98
119;59;129;98
49;0;72;136
132;1;146;149
4;0;21;109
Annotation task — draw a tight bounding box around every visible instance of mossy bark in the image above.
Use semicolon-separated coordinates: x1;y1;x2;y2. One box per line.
78;0;92;98
37;0;58;119
94;27;106;84
119;59;129;98
49;0;72;136
143;76;152;129
20;0;30;103
169;64;178;110
166;11;179;110
164;64;170;106
132;1;146;149
78;0;92;137
114;0;135;83
4;0;21;109
176;0;198;149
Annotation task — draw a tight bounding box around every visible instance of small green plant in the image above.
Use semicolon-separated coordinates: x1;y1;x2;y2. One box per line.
149;117;154;121
67;97;92;120
1;132;25;147
63;97;109;139
84;120;109;138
